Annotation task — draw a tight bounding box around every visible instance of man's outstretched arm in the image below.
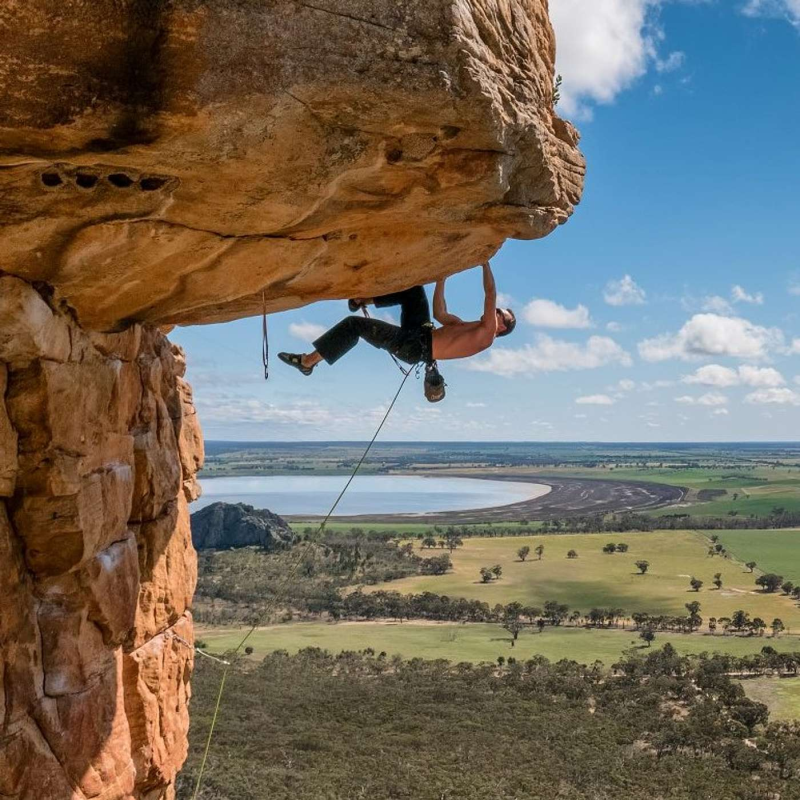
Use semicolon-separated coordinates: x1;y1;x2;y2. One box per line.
480;262;499;334
433;278;462;325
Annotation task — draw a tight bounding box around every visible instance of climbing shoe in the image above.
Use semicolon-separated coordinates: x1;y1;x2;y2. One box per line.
278;352;314;376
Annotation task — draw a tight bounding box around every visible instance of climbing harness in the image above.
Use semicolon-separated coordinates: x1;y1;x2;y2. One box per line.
189;363;411;800
358;305;446;401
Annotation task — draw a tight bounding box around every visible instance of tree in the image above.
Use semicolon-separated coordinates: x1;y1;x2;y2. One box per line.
445;535;463;553
752;617;767;636
603;543;617;554
782;581;795;596
421;536;437;549
635;560;650;574
479;567;494;584
517;546;530;562
616;543;629;553
756;573;783;593
746;561;757;573
710;535;719;543
771;618;785;637
567;549;578;559
689;577;703;592
543;600;569;626
640;628;656;647
708;617;717;634
535;544;545;561
502;603;525;646
732;609;751;631
491;564;503;579
713;572;723;590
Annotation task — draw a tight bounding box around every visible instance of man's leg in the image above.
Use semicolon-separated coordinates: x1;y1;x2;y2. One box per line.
373;286;431;331
311;316;401;365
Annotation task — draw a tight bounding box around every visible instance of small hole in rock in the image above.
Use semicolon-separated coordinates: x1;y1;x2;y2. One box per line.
108;173;134;188
386;149;403;164
441;125;460;140
140;176;167;192
41;172;63;187
76;173;99;189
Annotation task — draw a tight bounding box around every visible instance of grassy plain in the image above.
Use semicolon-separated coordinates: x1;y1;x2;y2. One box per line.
364;530;800;627
742;677;800;721
196;621;800;664
716;528;800;577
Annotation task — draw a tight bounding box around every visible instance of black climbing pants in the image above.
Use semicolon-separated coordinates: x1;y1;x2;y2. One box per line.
313;286;433;366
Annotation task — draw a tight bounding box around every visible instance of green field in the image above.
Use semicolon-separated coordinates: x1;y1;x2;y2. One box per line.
716;529;800;577
742;677;800;721
597;466;800;517
365;530;800;627
197;621;800;664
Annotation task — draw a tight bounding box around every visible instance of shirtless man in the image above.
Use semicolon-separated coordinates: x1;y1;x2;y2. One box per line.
278;262;515;380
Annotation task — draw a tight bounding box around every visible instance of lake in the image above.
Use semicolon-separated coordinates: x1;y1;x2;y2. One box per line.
192;475;550;516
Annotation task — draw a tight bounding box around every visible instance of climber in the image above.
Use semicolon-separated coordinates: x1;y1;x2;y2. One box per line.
277;262;516;398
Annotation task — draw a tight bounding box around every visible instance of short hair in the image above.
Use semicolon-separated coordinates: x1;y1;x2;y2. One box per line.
496;308;516;337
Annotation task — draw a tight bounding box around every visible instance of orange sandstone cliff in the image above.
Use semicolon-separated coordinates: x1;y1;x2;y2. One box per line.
0;1;584;797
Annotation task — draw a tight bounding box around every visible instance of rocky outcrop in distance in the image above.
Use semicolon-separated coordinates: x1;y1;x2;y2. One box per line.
0;0;584;331
0;276;202;799
191;502;295;551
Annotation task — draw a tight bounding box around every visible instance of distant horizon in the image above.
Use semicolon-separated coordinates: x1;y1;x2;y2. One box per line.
204;439;800;446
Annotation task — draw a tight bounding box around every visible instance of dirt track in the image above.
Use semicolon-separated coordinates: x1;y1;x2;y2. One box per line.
291;473;686;524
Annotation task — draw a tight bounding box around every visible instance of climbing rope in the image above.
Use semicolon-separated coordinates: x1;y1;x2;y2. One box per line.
261;291;269;380
190;365;411;799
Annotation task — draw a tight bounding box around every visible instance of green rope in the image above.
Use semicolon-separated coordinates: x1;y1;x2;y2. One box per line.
189;367;411;798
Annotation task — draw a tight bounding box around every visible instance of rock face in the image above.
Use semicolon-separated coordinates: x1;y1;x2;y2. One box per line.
0;0;584;331
0;277;202;799
191;502;295;551
0;2;583;798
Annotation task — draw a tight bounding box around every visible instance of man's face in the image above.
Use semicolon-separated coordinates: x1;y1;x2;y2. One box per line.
496;308;511;333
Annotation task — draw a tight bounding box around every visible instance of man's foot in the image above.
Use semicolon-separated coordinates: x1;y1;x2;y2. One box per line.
278;352;315;376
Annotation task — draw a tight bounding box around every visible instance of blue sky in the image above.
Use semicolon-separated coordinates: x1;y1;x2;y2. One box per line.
173;0;800;442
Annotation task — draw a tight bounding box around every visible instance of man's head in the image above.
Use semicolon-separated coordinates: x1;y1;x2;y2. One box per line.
495;308;516;337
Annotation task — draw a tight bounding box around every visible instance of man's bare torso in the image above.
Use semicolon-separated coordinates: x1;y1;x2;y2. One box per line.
432;320;494;360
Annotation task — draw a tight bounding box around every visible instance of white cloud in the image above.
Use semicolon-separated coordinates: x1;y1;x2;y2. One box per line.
196;395;334;426
675;392;728;407
496;292;515;308
606;321;623;332
289;321;327;343
638;314;784;362
466;402;486;408
603;275;646;306
655;50;685;73
742;0;800;28
640;379;674;391
701;295;733;315
523;298;592;329
745;388;800;406
790;338;800;354
574;413;588;419
618;379;636;391
647;421;661;428
789;281;800;297
731;284;764;305
712;408;729;416
550;0;653;118
682;364;740;387
466;334;632;377
682;364;785;388
738;365;785;387
576;394;616;405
